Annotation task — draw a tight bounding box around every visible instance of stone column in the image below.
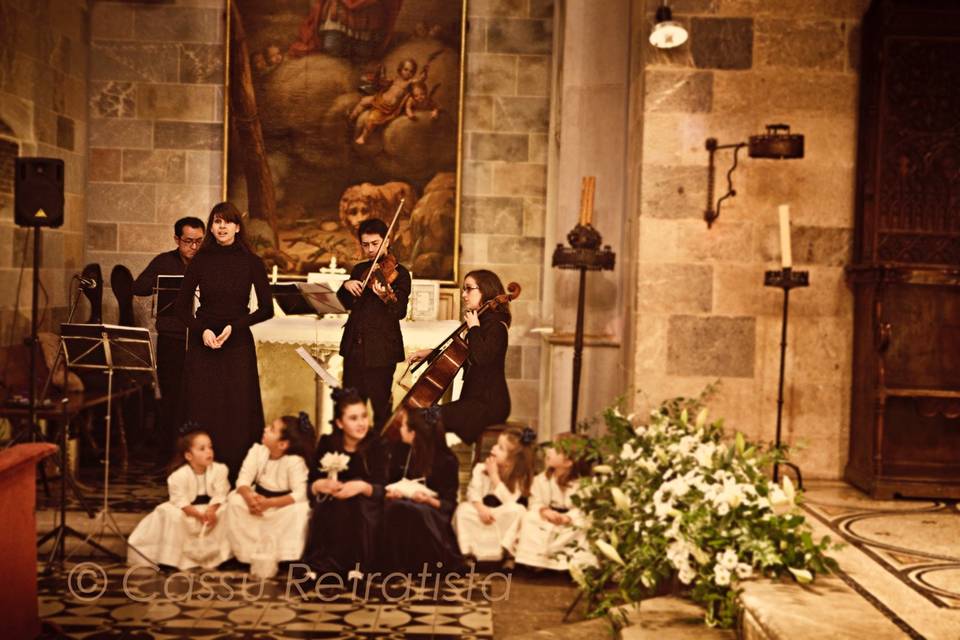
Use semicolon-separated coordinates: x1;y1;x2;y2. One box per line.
540;0;634;437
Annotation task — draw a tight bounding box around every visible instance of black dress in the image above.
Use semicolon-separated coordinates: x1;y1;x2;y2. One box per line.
376;441;464;574
301;432;386;577
440;309;512;444
336;260;411;431
174;241;273;480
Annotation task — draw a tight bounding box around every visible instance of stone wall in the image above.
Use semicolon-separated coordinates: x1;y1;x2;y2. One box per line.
630;0;869;478
459;0;553;426
87;0;223;324
0;0;89;343
85;0;552;427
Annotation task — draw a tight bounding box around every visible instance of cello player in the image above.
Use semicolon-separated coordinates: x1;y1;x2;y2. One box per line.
407;270;512;445
337;218;412;431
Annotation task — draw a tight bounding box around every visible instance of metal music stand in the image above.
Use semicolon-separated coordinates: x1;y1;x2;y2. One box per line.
60;323;158;563
153;274;183;320
287;282;347;316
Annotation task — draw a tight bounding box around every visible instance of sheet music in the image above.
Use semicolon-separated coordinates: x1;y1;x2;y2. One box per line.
295;347;340;388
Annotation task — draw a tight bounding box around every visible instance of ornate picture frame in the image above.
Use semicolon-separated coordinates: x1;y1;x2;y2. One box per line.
224;0;466;284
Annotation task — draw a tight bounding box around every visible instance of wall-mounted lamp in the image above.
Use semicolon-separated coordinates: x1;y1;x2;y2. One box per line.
649;1;688;49
704;123;804;228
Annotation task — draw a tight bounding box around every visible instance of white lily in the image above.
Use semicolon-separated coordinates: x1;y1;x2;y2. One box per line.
611;487;632;512
596;539;625;566
695;407;708;428
788;567;813;584
714;565;731;586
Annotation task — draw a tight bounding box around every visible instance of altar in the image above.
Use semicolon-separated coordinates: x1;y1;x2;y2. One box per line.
252;315;462;433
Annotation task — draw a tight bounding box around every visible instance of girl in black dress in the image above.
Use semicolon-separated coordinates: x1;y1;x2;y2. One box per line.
175;202;274;480
301;388;386;579
408;269;511;444
378;407;463;574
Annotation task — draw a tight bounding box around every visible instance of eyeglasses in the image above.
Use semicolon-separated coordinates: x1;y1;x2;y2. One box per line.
178;237;203;247
461;285;480;292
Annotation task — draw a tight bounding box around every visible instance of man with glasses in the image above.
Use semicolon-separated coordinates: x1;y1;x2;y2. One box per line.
133;216;205;455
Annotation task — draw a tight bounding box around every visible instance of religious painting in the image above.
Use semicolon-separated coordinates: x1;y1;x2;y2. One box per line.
224;0;466;283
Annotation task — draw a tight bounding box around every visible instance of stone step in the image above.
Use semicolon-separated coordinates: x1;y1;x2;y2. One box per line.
738;575;915;640
501;616;611;639
613;598;735;640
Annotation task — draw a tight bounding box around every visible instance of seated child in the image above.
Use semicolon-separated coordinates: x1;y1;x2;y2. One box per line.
513;432;590;571
301;388;386;579
128;427;231;570
377;407;463;574
225;413;314;565
454;425;535;567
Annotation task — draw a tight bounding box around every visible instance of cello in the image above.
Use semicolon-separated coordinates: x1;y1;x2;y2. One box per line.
380;282;522;439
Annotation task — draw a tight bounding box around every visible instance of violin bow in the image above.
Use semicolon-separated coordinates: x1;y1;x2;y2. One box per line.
358;197;405;292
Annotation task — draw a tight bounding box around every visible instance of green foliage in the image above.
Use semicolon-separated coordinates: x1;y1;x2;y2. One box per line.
567;392;840;628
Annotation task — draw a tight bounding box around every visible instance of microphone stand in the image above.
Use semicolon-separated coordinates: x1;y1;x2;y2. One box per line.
37;276;103;573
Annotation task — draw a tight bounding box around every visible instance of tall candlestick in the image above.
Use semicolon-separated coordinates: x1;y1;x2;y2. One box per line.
579;176;595;227
778;204;792;269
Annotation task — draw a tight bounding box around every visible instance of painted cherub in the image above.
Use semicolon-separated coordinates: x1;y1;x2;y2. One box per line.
404;81;442;121
252;44;284;76
349;50;443;145
349;58;424;144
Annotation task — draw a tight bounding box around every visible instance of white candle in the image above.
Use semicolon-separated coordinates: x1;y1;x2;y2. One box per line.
778;204;792;269
271;264;278;284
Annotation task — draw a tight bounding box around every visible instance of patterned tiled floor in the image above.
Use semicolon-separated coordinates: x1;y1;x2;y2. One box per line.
37;457;169;514
782;482;960;639
803;485;960;610
38;561;495;639
36;457;500;639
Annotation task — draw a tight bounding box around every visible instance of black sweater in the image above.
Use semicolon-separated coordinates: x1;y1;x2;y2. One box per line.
460;309;511;418
309;431;387;501
336;260;411;367
386;441;460;516
174;242;273;346
132;249;188;336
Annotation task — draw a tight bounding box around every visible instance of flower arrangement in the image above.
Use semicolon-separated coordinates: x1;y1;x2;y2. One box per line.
319;452;350;481
566;391;839;628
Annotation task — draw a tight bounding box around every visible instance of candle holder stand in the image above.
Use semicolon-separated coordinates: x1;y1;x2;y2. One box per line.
763;267;809;489
552;224;615;433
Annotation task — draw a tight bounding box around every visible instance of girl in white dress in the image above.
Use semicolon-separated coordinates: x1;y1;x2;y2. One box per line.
513;433;590;571
128;428;232;570
225;412;315;564
454;425;536;567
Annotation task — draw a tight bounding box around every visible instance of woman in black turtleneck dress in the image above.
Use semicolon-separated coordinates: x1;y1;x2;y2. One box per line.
408;269;512;445
175;202;273;480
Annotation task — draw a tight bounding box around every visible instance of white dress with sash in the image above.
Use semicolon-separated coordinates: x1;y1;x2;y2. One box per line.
127;462;232;570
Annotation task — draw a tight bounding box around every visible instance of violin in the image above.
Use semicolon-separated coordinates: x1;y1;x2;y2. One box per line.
357;198;404;303
380;282;522;440
360;253;399;303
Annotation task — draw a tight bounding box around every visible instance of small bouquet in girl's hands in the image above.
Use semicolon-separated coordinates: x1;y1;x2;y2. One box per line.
319;452;350;482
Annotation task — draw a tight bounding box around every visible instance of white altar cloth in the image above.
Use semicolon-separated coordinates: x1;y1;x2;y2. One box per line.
251;316;460;350
251;316;462;435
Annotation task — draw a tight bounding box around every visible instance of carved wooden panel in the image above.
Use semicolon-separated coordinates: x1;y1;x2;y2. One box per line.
846;0;960;499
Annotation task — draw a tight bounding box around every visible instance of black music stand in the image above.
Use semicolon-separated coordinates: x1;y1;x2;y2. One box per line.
153;274;182;321
274;282;346;316
60;323;158;563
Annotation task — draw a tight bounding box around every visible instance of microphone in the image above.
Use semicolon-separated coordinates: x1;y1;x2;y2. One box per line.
76;275;97;289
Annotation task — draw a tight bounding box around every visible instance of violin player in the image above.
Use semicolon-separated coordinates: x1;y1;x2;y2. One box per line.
337;217;412;431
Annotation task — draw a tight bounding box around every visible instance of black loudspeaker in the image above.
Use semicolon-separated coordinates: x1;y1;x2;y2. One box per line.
15;157;65;228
